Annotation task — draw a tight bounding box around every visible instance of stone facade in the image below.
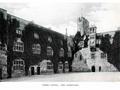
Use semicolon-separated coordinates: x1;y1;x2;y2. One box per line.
72;47;118;72
0;8;71;79
77;17;89;36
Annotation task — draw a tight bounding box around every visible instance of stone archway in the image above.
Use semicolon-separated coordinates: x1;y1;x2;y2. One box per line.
91;66;95;72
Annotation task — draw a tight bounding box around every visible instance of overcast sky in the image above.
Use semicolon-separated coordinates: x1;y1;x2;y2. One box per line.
0;2;120;35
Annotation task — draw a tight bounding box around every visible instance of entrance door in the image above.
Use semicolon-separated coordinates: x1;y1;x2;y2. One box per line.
0;68;2;79
37;67;40;75
91;66;95;72
99;66;101;72
31;67;35;75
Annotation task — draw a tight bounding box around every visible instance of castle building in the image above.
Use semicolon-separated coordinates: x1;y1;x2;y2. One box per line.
0;8;70;78
73;17;118;72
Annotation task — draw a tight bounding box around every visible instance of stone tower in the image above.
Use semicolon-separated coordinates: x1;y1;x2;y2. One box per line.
77;17;89;36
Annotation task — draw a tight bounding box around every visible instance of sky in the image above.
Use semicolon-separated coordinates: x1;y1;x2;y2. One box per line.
0;1;120;35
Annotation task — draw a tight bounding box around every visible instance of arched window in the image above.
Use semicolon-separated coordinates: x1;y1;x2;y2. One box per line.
13;59;25;71
13;38;24;52
59;48;64;57
32;44;41;54
47;46;53;56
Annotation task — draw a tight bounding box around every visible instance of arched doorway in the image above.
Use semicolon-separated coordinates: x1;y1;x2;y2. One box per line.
99;66;101;72
91;66;95;72
37;67;40;75
0;68;2;79
31;67;35;75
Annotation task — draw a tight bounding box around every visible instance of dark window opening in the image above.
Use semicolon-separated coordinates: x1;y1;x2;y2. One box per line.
91;66;95;72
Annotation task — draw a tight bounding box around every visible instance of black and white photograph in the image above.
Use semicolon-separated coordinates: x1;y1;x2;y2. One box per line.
0;0;120;85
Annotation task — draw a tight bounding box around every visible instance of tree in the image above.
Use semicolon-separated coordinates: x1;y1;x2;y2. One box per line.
99;34;113;64
68;31;88;72
100;34;111;54
111;31;120;70
73;31;82;53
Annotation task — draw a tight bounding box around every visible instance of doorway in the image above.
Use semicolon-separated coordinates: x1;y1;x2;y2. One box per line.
0;68;2;79
37;67;40;75
91;66;95;72
99;66;101;72
31;67;35;75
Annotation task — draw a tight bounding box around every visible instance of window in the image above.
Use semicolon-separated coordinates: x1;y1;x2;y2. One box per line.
59;48;64;57
34;33;39;39
13;59;25;71
13;38;24;52
96;39;101;45
90;35;95;39
16;29;22;35
47;61;53;69
91;53;95;59
58;62;63;69
32;44;41;54
65;61;69;69
80;55;82;60
47;46;53;56
48;36;52;43
101;53;106;58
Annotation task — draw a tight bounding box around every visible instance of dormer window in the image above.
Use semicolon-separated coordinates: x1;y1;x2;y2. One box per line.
13;38;24;52
32;44;41;54
48;36;52;43
34;33;39;39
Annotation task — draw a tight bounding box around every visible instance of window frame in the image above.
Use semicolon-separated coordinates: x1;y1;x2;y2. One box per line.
47;46;53;56
13;59;25;71
13;38;24;52
59;48;64;57
32;43;41;54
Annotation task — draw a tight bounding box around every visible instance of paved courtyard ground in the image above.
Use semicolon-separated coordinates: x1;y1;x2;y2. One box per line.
1;72;120;82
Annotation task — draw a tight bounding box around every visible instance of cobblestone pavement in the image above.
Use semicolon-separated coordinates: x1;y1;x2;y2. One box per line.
1;72;120;82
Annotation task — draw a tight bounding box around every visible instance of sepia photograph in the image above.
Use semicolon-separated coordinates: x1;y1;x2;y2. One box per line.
0;0;120;84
